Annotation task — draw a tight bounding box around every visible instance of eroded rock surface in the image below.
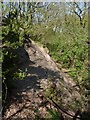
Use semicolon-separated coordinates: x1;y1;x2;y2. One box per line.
3;40;87;120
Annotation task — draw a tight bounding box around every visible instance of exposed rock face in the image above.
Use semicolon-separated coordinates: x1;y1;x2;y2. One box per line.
3;40;87;120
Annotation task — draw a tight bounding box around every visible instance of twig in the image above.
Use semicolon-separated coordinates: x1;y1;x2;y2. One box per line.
38;91;81;119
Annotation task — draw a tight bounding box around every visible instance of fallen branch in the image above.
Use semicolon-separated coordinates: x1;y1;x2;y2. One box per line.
49;98;80;120
38;91;81;120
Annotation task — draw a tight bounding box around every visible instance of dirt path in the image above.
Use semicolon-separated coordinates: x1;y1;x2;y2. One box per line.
3;41;87;120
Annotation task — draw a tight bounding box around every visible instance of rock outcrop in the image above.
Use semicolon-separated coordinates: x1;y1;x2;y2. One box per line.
3;40;87;120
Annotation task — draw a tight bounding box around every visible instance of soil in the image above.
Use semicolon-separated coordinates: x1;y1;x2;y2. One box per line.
3;40;87;120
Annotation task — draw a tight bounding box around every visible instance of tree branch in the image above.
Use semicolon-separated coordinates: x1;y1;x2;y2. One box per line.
73;2;82;14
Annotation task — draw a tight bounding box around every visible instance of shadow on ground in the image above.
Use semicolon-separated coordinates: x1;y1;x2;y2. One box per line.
3;45;63;120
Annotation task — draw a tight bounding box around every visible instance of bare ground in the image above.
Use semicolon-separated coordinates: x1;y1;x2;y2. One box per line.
3;41;87;120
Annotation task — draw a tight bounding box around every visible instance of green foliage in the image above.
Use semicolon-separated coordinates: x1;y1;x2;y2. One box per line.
1;2;89;119
2;3;26;112
46;109;61;120
27;12;88;90
26;5;89;118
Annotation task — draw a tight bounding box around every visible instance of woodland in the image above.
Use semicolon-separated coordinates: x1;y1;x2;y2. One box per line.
0;1;90;120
